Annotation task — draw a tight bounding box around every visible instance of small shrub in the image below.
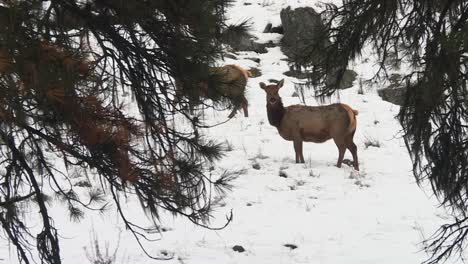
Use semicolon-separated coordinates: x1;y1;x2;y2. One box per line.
309;169;320;178
295;179;306;187
261;0;274;7
84;230;120;264
279;170;288;178
224;140;234;151
364;136;381;149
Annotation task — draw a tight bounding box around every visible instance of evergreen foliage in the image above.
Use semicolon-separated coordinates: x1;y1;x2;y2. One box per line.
297;1;467;262
0;0;241;263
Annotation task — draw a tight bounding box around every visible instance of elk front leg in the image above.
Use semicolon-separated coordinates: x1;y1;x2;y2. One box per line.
293;140;304;163
241;97;249;117
228;108;238;118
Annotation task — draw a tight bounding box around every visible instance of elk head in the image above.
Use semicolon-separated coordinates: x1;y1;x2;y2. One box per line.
259;79;284;106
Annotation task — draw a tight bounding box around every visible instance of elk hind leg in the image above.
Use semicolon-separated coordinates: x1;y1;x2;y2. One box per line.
346;131;359;171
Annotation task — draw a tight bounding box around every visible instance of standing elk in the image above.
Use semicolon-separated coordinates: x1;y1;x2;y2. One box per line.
259;79;359;170
174;64;251;118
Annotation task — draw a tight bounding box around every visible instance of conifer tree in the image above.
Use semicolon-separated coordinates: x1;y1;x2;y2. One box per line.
0;0;241;262
298;1;467;263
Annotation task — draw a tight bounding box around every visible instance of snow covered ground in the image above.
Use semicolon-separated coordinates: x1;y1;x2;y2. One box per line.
1;0;461;263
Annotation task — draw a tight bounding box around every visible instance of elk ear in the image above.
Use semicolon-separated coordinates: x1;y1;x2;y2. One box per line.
277;79;285;88
259;82;266;90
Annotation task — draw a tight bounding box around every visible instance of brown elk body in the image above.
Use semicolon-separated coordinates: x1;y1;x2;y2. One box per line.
175;64;250;118
260;79;359;170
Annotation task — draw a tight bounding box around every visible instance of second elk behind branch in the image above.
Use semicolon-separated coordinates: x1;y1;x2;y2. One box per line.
174;64;251;118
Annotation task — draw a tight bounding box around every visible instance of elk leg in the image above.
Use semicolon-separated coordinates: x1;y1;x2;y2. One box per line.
336;145;346;168
293;140;304;163
345;130;359;171
242;98;249;117
228;108;238;118
347;142;359;171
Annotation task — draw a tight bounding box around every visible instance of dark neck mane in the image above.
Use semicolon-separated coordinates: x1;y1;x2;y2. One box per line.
267;100;285;127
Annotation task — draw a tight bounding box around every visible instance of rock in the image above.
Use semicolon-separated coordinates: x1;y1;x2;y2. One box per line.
284;244;298;250
329;69;357;89
223;24;273;53
245;57;261;63
232;245;245;252
283;70;311;79
263;23;273;33
280;6;329;66
252;162;261;170
378;85;407;105
263;23;284;34
284;68;356;89
377;73;406;105
225;35;275;53
224;53;238;60
270;25;284;34
248;67;262;78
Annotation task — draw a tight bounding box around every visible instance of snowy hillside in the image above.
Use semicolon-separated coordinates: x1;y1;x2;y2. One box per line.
1;1;460;264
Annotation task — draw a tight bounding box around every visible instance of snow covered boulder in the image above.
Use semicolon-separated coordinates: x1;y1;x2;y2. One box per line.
280;6;328;66
378;85;407;105
378;74;407;105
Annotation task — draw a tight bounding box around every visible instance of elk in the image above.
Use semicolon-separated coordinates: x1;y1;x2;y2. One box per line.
259;79;359;170
174;64;251;118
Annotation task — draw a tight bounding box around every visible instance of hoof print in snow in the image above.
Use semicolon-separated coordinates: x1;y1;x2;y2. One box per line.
284;244;298;250
232;245;246;252
342;159;355;167
354;180;370;188
279;170;288;178
348;170;360;179
243;2;252;5
246;202;252;206
252;162;261;170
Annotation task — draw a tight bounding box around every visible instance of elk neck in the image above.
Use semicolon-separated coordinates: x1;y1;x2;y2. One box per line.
266;99;285;128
